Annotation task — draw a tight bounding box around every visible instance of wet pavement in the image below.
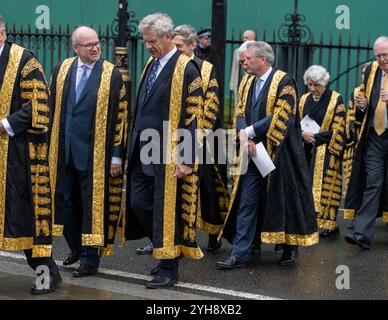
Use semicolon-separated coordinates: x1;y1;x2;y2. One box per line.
0;214;387;300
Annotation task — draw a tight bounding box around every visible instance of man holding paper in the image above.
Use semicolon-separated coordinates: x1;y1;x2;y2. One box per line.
344;36;388;250
216;41;318;269
299;65;346;238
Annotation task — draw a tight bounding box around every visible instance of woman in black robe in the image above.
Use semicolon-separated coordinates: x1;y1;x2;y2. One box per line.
299;65;346;237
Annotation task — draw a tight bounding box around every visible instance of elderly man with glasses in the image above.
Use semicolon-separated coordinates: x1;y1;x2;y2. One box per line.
344;36;388;250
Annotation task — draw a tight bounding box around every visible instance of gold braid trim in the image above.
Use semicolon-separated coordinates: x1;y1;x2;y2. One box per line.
265;71;287;159
200;60;213;94
158;54;203;260
233;74;254;121
20;80;47;90
312;91;340;214
261;231;319;246
188;77;202;94
83;60;115;247
328;102;346;156
357;62;379;150
21;57;45;78
49;57;76;236
0;44;24;249
208;78;218;89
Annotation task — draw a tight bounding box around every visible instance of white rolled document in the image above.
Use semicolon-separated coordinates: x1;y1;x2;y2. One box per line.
301;115;321;134
252;142;276;177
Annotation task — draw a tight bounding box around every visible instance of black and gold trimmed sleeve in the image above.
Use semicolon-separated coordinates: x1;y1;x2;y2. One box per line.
21;54;52;251
328;96;346;157
113;83;129;149
184;62;204;128
266;76;298;147
6;53;49;136
202;64;220;130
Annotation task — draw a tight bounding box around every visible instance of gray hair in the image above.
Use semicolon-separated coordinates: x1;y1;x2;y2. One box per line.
139;13;174;37
72;26;98;45
246;41;275;66
173;25;197;44
303;65;330;86
238;40;256;55
374;36;388;47
0;15;5;29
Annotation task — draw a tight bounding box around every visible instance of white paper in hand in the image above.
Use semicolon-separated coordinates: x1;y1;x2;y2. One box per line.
252;142;276;177
301;115;320;134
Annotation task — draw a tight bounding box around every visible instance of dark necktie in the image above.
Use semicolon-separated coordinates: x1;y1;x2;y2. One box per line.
146;60;160;96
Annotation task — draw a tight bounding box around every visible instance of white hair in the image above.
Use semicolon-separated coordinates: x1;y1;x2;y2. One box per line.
303;65;330;86
246;41;275;66
139;13;174;37
0;15;5;29
173;25;197;44
238;40;256;55
374;36;388;47
72;26;98;45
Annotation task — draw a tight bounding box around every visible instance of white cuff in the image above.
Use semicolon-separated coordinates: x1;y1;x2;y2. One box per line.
245;126;256;139
1;118;15;137
360;104;367;112
111;157;122;165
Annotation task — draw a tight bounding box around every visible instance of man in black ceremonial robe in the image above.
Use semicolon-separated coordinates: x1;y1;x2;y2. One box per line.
0;15;61;294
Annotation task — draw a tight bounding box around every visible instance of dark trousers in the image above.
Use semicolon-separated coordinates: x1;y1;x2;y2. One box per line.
24;249;59;278
232;161;264;263
130;142;154;240
63;157;99;269
354;130;388;240
130;142;179;279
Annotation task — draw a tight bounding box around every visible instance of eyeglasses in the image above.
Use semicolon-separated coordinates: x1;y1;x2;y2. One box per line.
375;53;388;60
76;42;100;50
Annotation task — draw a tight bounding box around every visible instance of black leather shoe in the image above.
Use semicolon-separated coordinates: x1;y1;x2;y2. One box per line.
278;250;298;266
216;256;245;270
206;237;222;252
320;227;340;238
135;243;153;255
30;273;63;294
344;233;370;250
150;267;159;275
146;276;177;289
63;250;80;266
72;266;98;278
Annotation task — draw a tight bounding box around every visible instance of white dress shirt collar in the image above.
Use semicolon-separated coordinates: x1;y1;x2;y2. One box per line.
157;46;177;69
77;57;96;70
0;43;5;58
258;66;273;84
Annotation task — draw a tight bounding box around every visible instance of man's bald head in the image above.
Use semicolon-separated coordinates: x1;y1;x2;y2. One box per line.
72;26;98;45
243;30;256;42
72;26;101;64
